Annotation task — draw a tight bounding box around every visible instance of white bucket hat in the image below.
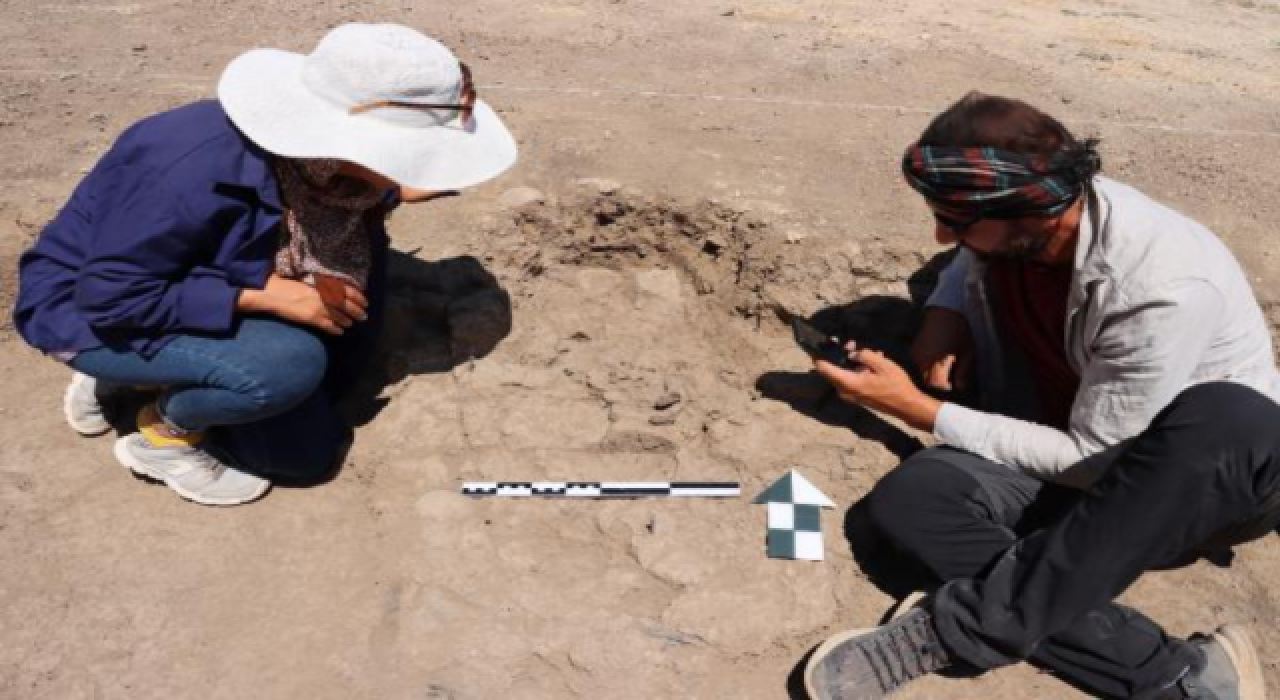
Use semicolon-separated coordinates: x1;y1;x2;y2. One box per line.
218;23;517;191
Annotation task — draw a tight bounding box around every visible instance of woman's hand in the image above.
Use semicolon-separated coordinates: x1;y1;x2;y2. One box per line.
312;273;368;324
813;344;941;432
399;187;458;203
910;307;973;392
237;274;367;335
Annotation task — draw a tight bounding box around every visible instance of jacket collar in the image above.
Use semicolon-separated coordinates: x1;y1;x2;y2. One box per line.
1061;177;1115;372
235;140;282;212
1073;177;1111;284
219;109;282;212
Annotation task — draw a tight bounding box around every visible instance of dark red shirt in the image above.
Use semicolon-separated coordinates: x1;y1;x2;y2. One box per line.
986;259;1081;430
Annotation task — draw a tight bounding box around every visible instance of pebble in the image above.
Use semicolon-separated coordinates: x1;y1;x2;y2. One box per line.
653;392;682;410
498;186;546;210
575;177;621;195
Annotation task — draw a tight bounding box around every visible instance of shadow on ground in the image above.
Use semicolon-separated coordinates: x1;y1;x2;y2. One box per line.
340;250;513;426
752;286;939;462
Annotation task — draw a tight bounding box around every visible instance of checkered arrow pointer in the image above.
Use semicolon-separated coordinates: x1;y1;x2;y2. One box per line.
753;469;835;561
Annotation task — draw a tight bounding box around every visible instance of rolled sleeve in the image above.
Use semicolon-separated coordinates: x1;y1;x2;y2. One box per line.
176;266;240;331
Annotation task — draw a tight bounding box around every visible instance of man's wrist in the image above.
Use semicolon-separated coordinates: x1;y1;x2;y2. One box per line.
899;391;942;433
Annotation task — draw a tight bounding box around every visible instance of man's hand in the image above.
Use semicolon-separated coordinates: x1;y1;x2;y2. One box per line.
910;307;973;392
237;273;367;335
813;344;941;432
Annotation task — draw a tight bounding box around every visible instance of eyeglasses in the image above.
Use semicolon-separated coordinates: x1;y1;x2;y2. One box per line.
348;63;476;126
932;209;983;234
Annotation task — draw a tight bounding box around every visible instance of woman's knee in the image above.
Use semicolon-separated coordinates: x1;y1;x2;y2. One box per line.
237;321;329;411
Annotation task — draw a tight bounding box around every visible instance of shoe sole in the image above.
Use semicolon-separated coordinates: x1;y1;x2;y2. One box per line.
63;375;111;436
883;591;928;624
1216;625;1266;700
805;626;883;700
803;592;929;700
112;437;270;507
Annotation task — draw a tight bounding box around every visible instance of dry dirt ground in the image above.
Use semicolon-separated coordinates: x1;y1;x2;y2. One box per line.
4;1;1280;698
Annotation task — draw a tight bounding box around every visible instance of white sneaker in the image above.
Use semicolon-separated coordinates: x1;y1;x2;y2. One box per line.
63;372;116;436
113;434;271;506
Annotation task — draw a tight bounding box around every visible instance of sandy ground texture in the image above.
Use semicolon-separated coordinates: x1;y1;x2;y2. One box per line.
4;0;1280;698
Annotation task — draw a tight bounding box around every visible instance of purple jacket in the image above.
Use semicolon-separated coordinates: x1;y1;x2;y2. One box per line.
14;100;390;358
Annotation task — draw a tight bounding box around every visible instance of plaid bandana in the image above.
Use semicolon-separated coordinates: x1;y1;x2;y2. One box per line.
901;140;1100;220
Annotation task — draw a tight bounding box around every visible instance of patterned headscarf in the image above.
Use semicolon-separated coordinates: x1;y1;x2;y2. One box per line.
273;158;387;290
901;140;1101;220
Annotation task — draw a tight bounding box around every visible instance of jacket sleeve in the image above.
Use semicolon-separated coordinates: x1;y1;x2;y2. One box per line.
924;248;971;312
73;165;241;335
933;278;1223;488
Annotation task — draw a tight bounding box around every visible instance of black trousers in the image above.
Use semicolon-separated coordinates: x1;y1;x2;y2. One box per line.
861;382;1280;699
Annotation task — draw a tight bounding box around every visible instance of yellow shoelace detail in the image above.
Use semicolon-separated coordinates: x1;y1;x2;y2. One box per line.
136;403;205;448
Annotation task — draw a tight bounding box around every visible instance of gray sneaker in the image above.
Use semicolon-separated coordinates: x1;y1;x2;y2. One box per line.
805;607;952;700
113;434;270;506
63;372;119;436
1175;626;1266;700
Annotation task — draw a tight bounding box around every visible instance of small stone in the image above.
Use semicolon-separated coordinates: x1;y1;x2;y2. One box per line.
643;623;703;646
702;233;727;254
131;44;147;52
575;177;620;195
721;8;736;16
653;392;682;410
785;231;806;244
635;269;684;305
498;186;546;209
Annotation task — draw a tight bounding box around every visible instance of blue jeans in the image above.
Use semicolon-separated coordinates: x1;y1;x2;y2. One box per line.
71;317;362;481
72;318;327;432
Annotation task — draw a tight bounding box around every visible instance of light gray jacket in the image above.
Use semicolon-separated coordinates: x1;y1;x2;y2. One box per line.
928;176;1280;488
